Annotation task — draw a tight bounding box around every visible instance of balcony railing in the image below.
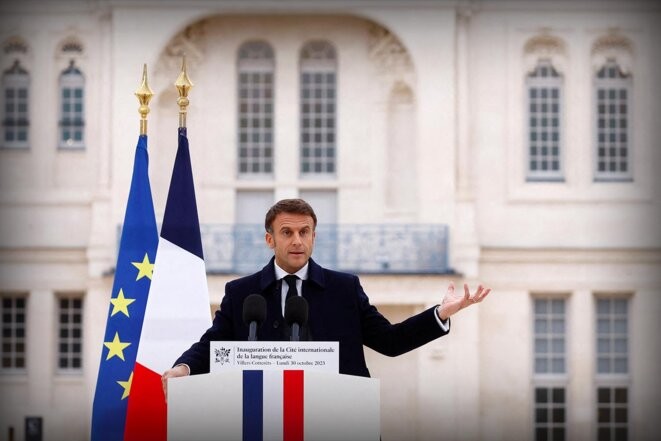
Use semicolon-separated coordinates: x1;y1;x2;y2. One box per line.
200;224;450;275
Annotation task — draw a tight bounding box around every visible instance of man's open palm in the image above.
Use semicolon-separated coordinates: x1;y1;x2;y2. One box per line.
437;282;491;321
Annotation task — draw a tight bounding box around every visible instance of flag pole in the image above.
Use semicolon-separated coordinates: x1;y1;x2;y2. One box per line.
135;63;153;135
175;55;193;129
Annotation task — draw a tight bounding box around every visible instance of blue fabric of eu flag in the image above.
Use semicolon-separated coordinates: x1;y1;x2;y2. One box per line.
90;135;158;441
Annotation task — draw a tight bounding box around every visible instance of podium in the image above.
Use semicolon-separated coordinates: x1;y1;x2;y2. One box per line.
167;369;380;441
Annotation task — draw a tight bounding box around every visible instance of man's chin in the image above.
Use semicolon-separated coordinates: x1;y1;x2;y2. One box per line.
285;254;308;269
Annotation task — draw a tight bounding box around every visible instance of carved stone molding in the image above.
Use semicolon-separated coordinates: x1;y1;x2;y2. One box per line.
55;37;85;68
59;38;84;55
592;29;633;56
523;31;566;57
368;25;413;74
523;31;567;75
2;36;29;55
591;29;633;74
161;21;207;72
1;36;30;69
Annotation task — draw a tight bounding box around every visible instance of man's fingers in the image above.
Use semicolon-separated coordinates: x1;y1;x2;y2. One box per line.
463;283;470;300
477;288;491;302
471;287;491;303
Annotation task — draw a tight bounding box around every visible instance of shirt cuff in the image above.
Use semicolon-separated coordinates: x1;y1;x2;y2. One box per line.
175;363;191;376
434;306;450;332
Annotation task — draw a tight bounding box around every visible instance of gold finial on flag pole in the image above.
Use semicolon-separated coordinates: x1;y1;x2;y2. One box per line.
135;64;153;136
175;55;193;128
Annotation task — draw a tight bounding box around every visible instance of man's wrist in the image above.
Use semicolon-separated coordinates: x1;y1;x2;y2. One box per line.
434;305;450;332
436;305;448;322
174;363;191;376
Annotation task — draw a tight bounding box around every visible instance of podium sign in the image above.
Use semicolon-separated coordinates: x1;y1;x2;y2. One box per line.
210;341;339;372
168;370;380;441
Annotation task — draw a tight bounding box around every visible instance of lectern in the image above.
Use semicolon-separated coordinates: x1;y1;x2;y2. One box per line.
167;369;380;441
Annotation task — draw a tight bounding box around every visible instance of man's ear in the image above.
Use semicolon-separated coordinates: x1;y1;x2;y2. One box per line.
265;232;274;249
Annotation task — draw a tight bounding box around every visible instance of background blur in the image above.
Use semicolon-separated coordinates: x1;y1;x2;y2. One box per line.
0;0;660;440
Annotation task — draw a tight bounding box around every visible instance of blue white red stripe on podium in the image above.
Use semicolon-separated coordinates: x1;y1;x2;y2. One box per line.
243;370;305;441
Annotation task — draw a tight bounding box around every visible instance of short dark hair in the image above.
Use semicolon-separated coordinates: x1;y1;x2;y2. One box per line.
265;199;317;233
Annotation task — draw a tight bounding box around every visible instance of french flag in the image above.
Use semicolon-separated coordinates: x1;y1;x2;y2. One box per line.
124;128;212;441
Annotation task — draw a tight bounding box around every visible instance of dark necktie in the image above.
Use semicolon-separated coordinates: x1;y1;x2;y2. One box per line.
284;275;299;301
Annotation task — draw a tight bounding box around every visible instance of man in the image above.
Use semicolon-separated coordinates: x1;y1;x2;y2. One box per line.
162;199;490;385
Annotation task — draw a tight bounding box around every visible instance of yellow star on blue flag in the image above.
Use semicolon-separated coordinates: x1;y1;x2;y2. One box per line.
131;253;154;281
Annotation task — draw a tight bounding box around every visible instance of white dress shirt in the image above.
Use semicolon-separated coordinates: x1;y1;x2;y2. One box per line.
274;262;308;316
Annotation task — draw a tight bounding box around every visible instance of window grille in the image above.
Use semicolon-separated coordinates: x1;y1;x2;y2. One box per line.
300;41;337;176
58;61;85;149
1;295;26;371
2;60;29;149
526;60;563;181
594;60;632;181
58;297;83;371
237;41;274;176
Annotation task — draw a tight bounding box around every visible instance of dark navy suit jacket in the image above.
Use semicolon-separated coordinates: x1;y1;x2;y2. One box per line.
175;257;449;377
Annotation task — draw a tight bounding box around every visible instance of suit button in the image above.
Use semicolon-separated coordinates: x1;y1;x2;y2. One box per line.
273;320;279;328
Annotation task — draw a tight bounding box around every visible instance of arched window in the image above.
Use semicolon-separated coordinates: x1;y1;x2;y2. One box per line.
237;41;274;176
58;60;85;149
594;60;632;181
299;41;337;176
526;59;563;181
2;61;30;149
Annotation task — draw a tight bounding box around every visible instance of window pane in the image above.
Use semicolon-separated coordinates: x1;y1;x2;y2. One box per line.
552;388;564;403
536;428;548;441
551;427;564;441
597;428;610;441
598;407;610;423
614;408;627;423
535;319;548;333
536;338;548;353
614;388;627;403
535;358;548;373
598;319;610;333
614;428;627;441
536;408;548;423
551;319;564;333
551;358;565;373
552;408;564;423
613;319;627;333
598;338;610;353
598;388;611;403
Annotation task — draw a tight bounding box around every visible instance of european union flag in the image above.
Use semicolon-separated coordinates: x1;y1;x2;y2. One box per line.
91;135;158;441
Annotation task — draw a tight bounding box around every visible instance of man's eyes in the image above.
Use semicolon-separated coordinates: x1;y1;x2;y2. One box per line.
280;229;309;237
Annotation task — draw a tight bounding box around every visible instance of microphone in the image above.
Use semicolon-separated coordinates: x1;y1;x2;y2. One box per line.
284;296;309;342
242;294;266;341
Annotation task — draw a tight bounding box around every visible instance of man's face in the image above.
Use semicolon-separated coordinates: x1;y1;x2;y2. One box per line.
265;212;316;274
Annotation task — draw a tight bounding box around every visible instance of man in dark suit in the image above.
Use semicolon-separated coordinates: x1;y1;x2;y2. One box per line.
162;199;490;384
